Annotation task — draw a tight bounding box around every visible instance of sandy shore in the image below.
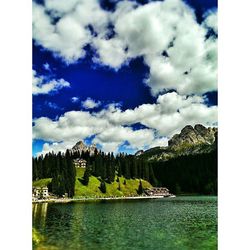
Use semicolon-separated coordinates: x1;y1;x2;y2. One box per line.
32;195;172;203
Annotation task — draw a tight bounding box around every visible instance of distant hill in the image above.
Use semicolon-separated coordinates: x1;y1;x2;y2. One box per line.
137;124;217;162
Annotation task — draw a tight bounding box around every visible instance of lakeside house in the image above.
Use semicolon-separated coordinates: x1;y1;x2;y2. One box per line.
33;186;49;200
73;158;87;168
144;187;170;197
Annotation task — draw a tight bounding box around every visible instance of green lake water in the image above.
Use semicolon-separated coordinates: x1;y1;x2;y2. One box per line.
33;196;217;250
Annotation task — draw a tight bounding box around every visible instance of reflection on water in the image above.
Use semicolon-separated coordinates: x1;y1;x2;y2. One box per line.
33;197;217;250
33;203;48;228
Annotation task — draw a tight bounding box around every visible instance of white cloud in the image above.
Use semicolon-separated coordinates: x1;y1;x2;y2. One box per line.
93;126;155;152
149;137;169;148
32;0;217;96
43;62;51;71
33;2;91;64
37;140;77;156
133;1;217;96
33;92;217;154
92;37;128;69
82;98;101;109
71;96;79;103
97;92;217;137
32;70;70;95
33;0;110;63
45;101;60;110
44;0;81;15
203;11;218;34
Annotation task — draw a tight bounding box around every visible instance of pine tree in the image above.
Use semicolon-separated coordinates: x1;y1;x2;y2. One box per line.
32;157;38;181
142;160;150;181
137;179;143;195
149;163;158;186
65;150;76;197
82;166;91;185
99;180;106;193
118;181;121;191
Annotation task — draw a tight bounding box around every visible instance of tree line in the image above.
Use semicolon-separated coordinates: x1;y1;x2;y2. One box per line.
33;150;76;197
32;148;157;196
151;150;217;195
33;147;217;196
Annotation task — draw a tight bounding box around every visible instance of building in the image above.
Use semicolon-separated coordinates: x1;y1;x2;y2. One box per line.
135;150;144;156
144;187;170;197
73;158;87;168
32;186;49;199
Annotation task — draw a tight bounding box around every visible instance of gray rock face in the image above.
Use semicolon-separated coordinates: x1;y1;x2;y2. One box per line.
136;124;217;161
71;141;97;156
168;124;217;148
72;141;88;152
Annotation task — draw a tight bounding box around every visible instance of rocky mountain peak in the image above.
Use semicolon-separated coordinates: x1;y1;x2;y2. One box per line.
168;124;217;148
71;141;97;156
72;141;87;151
181;125;194;134
194;124;207;135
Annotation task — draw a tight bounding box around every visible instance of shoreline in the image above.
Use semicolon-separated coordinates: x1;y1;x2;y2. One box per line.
32;195;174;204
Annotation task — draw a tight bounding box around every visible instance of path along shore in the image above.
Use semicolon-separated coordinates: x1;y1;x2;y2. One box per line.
32;195;175;204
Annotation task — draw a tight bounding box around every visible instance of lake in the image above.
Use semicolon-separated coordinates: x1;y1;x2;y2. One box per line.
33;196;217;250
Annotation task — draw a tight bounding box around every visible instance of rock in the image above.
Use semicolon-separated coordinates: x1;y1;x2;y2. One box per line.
133;124;217;162
72;141;88;152
71;141;97;155
168;124;217;148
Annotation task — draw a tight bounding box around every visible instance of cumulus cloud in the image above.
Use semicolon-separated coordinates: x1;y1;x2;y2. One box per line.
71;96;79;103
92;37;128;69
93;126;155;152
82;98;101;109
97;92;217;137
203;11;218;34
38;141;76;156
33;0;109;63
32;70;70;95
33;92;217;154
32;0;217;95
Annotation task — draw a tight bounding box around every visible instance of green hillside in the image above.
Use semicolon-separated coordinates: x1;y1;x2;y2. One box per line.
74;168;152;198
32;168;152;198
32;178;52;187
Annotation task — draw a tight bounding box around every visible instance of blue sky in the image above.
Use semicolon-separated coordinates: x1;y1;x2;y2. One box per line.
32;0;217;156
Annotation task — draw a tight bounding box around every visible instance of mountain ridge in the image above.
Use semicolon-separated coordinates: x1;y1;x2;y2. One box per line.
136;124;217;161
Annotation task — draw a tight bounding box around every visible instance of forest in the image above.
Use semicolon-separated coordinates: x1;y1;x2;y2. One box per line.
32;148;157;197
32;147;217;197
151;150;217;195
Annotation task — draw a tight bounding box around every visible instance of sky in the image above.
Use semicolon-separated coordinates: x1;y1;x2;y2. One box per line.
32;0;217;156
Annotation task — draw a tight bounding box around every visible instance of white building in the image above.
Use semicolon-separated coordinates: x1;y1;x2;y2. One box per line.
32;186;49;199
73;158;87;168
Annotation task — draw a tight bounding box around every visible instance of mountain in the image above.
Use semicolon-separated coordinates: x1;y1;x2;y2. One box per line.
137;124;217;161
168;124;217;148
72;141;88;152
71;141;97;156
